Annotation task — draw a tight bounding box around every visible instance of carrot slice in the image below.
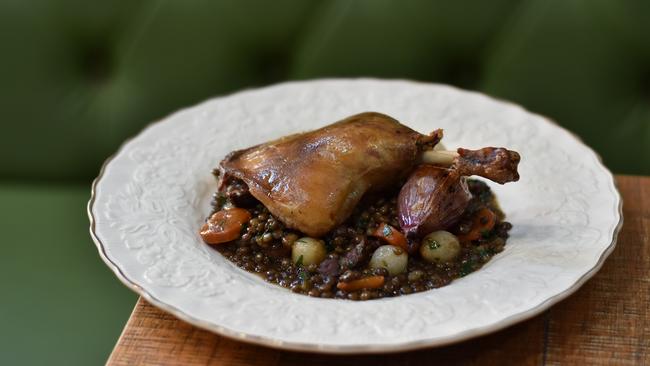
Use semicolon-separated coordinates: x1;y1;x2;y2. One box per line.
337;275;385;292
370;223;408;250
458;208;496;242
200;208;252;245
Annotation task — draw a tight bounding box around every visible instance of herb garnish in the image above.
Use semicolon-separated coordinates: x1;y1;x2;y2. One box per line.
358;217;369;228
298;270;309;282
460;260;476;277
215;194;227;209
325;240;334;252
427;239;440;250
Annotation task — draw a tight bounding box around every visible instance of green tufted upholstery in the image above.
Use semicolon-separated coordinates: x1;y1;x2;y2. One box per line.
1;1;648;364
2;0;648;181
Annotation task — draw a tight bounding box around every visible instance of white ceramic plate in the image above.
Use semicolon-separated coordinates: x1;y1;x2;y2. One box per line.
89;79;622;353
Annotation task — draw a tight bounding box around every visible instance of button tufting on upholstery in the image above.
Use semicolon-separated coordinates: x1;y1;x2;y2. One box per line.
641;72;650;99
440;56;480;89
1;0;648;180
79;41;113;83
257;48;290;83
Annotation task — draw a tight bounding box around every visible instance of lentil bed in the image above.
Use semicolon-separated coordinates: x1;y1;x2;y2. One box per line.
208;178;511;301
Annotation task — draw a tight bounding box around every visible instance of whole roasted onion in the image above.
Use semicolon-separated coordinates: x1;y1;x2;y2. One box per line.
397;165;471;239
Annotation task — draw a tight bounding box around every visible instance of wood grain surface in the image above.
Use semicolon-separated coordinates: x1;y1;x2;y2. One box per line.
107;175;649;366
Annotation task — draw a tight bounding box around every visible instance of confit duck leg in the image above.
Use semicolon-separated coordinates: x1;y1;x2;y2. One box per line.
219;112;442;237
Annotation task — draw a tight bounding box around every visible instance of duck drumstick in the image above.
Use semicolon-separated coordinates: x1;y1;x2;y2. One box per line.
422;147;520;184
400;147;520;242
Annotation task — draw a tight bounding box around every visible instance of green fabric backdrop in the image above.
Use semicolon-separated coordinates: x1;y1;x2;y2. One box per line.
1;0;648;364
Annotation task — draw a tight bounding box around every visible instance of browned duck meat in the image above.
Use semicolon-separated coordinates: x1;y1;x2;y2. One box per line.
219;112;441;237
398;147;520;240
455;147;520;184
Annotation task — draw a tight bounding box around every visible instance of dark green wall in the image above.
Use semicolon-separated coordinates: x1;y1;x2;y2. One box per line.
1;0;648;182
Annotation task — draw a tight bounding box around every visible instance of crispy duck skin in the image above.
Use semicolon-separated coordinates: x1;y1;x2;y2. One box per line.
219;112;440;237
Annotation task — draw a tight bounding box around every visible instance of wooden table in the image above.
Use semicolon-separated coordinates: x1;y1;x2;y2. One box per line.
107;176;649;365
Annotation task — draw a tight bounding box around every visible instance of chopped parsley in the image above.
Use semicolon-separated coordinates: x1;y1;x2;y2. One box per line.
460;262;474;277
325;240;334;252
298;270;309;282
476;247;491;261
215;194;227;209
295;255;304;267
358;217;369;228
427;239;440;250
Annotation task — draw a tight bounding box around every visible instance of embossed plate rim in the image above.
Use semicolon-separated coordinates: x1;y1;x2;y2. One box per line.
88;78;622;354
